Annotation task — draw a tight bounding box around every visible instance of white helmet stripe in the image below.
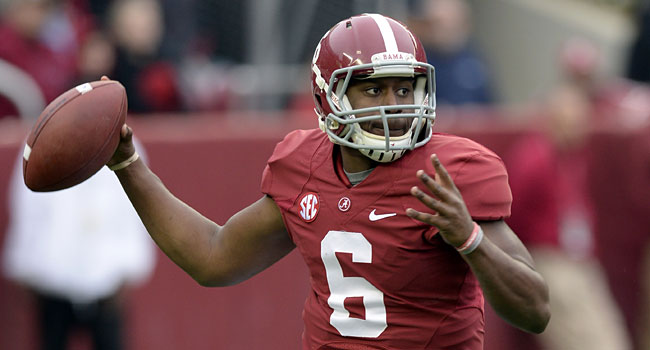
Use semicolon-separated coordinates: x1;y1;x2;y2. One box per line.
367;14;398;53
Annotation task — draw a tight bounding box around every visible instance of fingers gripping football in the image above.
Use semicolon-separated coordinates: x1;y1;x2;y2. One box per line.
98;76;137;169
107;124;136;168
406;154;475;247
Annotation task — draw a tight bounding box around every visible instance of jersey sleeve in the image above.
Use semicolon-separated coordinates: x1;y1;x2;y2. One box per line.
260;129;321;212
453;151;512;220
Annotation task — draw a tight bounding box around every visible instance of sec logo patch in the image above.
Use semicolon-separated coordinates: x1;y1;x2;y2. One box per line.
299;192;320;222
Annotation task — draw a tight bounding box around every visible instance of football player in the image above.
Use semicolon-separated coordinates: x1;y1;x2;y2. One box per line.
107;13;550;349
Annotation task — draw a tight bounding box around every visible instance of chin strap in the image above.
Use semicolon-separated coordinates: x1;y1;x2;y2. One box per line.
108;152;139;171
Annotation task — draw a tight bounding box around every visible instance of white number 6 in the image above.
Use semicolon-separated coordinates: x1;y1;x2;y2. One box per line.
321;231;387;338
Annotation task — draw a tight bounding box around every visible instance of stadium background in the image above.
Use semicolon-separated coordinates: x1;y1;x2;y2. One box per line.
1;0;649;349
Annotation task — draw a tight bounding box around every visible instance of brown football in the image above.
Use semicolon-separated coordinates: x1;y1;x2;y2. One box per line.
23;80;127;192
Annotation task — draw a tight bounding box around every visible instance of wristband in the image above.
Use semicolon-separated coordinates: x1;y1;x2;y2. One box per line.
456;222;484;255
109;152;139;171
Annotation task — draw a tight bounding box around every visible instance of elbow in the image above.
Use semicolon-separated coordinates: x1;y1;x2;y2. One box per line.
191;265;253;287
194;276;229;287
502;292;551;334
529;303;551;334
519;299;551;334
524;275;551;334
532;281;552;333
193;273;240;288
189;268;241;288
185;252;244;287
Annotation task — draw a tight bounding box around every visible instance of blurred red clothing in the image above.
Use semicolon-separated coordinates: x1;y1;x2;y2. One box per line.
506;133;596;258
0;23;77;105
0;95;19;119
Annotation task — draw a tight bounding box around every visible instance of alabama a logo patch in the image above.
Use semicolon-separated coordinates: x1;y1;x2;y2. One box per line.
299;192;320;222
338;197;351;212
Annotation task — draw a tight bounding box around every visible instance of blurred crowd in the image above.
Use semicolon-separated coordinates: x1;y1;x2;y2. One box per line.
0;0;509;120
2;0;649;119
0;0;240;119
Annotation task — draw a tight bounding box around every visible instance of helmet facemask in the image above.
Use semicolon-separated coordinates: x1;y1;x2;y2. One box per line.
318;60;437;163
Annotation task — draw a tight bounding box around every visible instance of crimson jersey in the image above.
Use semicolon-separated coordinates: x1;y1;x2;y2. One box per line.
261;129;511;350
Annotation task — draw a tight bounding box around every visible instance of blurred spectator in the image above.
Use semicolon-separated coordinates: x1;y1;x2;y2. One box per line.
554;35;650;350
177;55;235;112
173;1;238;112
3;149;156;350
0;0;81;118
409;0;495;106
76;30;116;84
559;36;650;128
106;0;181;113
626;3;650;84
557;37;601;95
506;84;632;350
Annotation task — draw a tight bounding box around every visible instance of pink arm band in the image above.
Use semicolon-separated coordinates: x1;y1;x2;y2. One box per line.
456;222;484;255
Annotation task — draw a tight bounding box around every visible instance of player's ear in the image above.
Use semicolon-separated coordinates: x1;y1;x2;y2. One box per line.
101;75;110;81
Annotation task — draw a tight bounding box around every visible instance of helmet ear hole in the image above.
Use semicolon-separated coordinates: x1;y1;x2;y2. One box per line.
313;94;326;118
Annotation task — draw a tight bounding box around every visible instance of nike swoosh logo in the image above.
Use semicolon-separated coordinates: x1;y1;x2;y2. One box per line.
369;209;397;221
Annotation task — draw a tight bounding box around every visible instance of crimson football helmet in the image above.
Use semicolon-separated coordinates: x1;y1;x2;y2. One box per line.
311;13;436;163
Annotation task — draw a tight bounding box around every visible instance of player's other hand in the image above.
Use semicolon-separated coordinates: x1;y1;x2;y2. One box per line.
406;154;475;248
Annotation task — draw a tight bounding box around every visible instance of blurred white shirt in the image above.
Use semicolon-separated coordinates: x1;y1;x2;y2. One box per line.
3;149;155;304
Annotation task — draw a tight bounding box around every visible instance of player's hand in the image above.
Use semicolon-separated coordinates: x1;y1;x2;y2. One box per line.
101;76;137;168
406;154;475;248
107;124;136;168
